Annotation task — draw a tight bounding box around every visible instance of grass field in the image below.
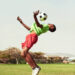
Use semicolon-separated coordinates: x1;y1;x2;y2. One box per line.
0;64;75;75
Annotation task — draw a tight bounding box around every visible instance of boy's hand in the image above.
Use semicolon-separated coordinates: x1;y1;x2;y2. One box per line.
17;16;22;23
33;10;39;16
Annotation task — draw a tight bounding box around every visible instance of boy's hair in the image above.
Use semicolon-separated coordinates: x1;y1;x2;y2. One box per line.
49;25;56;32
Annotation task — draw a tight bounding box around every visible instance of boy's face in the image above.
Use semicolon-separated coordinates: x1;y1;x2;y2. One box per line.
48;24;54;30
48;24;56;32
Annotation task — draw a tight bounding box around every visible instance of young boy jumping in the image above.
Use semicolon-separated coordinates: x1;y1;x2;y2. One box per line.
17;10;56;75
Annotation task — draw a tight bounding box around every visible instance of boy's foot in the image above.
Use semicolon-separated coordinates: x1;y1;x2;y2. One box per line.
32;67;41;75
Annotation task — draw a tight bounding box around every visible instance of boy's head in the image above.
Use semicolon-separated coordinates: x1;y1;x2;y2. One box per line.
48;24;56;32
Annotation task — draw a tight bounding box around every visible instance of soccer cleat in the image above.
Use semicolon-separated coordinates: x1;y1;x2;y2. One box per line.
32;67;41;75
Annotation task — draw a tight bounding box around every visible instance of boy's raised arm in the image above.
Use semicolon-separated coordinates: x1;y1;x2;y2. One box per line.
17;16;30;30
33;10;43;28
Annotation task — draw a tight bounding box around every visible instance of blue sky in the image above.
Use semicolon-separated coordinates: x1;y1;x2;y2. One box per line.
0;0;75;55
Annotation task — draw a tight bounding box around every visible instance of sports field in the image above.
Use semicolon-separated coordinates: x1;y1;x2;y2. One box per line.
0;64;75;75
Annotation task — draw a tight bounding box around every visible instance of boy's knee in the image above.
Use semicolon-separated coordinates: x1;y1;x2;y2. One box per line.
21;50;28;57
21;52;24;57
21;51;26;57
21;47;29;57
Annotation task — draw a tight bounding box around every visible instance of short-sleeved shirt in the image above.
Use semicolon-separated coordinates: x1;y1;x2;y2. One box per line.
30;23;49;36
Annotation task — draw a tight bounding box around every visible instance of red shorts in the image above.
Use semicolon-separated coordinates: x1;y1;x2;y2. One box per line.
21;33;38;49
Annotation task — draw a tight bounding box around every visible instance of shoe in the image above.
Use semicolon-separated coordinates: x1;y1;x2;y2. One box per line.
32;67;41;75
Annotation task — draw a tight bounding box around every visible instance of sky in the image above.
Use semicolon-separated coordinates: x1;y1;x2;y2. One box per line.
0;0;75;55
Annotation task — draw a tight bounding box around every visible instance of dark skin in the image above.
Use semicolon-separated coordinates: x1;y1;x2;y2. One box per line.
33;10;43;28
17;10;55;32
17;16;31;30
17;10;43;30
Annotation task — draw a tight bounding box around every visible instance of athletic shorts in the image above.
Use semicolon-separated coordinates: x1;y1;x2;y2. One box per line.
21;33;38;49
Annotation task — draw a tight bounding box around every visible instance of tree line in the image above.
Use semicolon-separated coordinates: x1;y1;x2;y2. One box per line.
0;47;69;64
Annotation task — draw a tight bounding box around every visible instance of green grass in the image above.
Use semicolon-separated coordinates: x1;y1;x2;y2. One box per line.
0;64;75;75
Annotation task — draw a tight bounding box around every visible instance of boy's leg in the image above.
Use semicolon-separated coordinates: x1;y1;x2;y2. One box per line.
25;52;38;69
21;47;38;69
21;33;41;75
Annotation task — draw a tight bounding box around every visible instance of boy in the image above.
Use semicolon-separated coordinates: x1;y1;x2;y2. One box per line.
17;10;56;75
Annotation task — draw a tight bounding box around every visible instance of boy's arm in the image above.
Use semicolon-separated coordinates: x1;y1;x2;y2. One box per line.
17;16;30;30
33;10;43;28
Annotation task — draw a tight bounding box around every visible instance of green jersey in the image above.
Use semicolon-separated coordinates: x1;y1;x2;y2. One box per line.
30;23;49;36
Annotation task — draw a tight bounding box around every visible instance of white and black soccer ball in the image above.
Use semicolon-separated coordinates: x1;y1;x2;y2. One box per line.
38;12;47;21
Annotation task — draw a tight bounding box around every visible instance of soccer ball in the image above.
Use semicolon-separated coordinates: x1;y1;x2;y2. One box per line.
38;12;47;21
